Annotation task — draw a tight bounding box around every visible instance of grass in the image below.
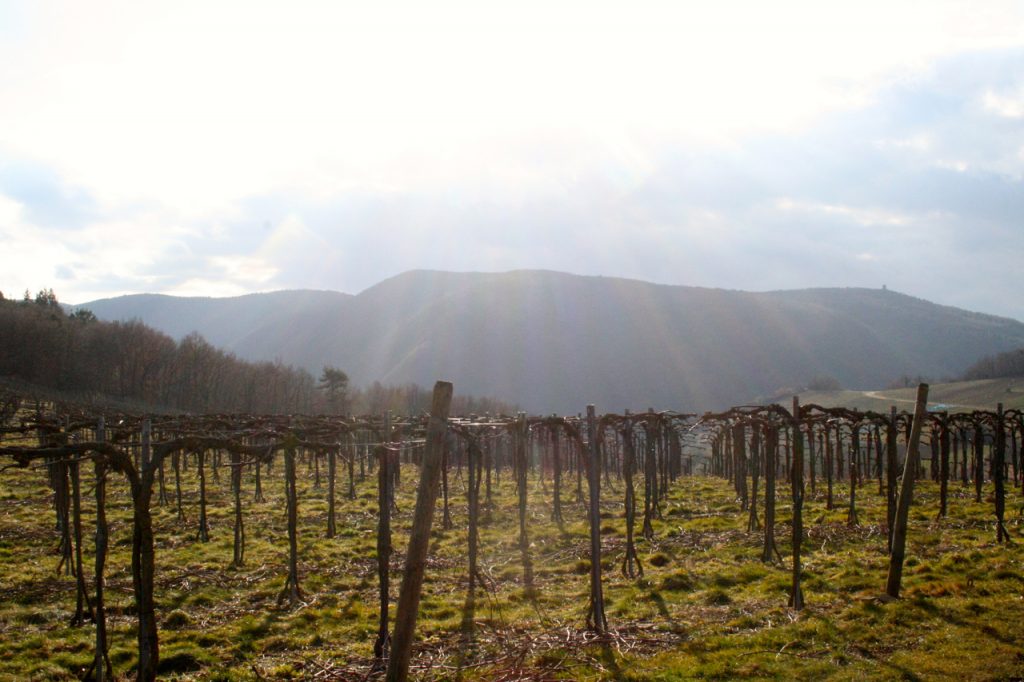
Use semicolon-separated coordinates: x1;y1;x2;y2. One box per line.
797;377;1024;413
0;451;1022;680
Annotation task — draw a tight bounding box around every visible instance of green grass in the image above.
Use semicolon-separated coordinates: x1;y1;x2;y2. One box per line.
0;455;1022;680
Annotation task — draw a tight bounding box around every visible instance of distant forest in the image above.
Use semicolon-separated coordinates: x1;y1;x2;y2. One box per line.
0;289;515;415
963;347;1024;380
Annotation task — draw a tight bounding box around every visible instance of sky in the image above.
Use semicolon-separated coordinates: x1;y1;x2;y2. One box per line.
2;1;1023;320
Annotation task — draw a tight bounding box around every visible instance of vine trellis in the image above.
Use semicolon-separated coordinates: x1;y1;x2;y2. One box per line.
0;384;1019;681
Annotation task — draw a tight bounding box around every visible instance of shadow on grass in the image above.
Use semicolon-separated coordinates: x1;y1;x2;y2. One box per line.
455;585;477;682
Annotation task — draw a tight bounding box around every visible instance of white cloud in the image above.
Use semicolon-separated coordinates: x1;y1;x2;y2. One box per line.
2;1;1023;213
0;194;78;297
874;134;933;152
983;88;1024;118
164;279;253;299
773;198;916;227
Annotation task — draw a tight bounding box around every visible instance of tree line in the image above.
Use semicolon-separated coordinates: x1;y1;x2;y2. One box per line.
963;346;1024;380
0;290;516;416
0;290;317;413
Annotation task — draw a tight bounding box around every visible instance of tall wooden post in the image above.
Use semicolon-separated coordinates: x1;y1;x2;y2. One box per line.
515;413;534;590
373;443;391;661
995;404;1010;543
938;414;950;518
885;384;929;598
847;426;860;526
94;417;111;682
747;424;761;532
327;446;337;538
762;424;780;563
788;398;805;610
278;441;302;605
642;412;657;539
886;406;898;553
197;449;209;542
824;423;834;510
586;405;608;634
386;381;453;682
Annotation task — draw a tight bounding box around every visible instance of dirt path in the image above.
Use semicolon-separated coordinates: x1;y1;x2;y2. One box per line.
861;390;974;409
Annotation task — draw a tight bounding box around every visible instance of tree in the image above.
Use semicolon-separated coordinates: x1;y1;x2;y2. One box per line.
34;288;59;308
318;366;350;414
70;308;97;323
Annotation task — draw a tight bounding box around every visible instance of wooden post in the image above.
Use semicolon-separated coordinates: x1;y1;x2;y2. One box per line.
938;414;950;519
278;441;302;605
93;417;112;681
788;397;805;610
441;441;453;530
995;403;1010;543
808;423;816;496
515;413;534;591
232;450;245;567
327;447;337;538
824;424;834;510
551;426;563;524
586;405;608;634
70;452;93;625
348;434;357;499
197;449;209;542
885;383;929;598
131;455;159;680
467;437;482;593
748;424;761;531
135;416;161;681
642;412;656;539
847;426;859;526
373;443;391;661
621;418;643;577
886;407;898;554
386;381;453;682
762;424;780;563
973;426;984;503
734;422;748;511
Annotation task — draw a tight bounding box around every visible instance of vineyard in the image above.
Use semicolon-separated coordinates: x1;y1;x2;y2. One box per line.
1;382;1023;681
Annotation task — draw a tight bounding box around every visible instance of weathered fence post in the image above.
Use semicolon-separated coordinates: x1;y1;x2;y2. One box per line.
231;449;245;567
373;442;391;662
885;383;929;598
938;414;950;519
327;446;337;538
197;449;209;542
886;406;898;553
93;416;112;682
386;380;453;682
586;405;608;634
788;397;805;610
995;403;1010;543
278;439;302;606
515;412;534;591
762;424;780;563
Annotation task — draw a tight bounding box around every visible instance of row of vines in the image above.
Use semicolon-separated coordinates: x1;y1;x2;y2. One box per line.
0;382;1020;680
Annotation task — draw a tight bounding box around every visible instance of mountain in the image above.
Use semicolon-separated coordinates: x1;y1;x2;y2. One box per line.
74;270;1024;414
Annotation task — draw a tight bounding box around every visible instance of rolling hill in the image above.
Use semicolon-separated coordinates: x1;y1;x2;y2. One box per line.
74;270;1024;414
795;377;1024;413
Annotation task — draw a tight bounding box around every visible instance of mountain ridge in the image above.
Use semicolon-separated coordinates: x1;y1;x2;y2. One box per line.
73;270;1024;413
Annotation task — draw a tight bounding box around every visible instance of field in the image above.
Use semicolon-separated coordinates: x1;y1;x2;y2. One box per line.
1;446;1022;681
797;377;1024;413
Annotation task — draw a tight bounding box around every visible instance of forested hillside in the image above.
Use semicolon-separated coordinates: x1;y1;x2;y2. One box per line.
77;270;1024;413
0;290;514;415
1;289;316;413
963;346;1024;380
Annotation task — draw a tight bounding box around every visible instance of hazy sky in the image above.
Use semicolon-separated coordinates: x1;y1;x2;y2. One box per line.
2;1;1023;320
